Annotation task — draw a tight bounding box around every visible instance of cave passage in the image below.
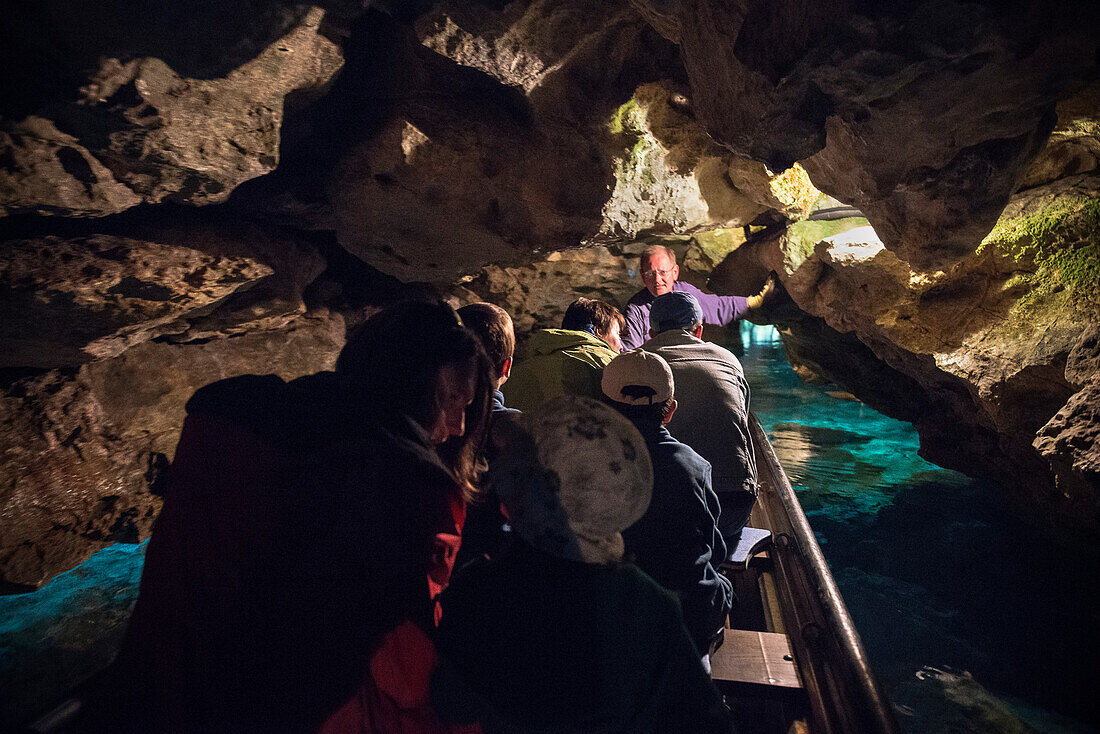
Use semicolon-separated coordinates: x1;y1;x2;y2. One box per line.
3;324;1097;732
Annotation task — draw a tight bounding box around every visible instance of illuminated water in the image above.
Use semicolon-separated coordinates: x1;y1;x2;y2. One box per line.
740;323;1099;734
3;326;1098;730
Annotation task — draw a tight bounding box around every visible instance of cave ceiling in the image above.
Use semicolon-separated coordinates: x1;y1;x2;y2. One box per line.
1;0;1098;586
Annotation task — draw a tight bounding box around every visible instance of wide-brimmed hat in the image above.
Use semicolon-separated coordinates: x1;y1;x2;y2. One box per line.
491;396;653;564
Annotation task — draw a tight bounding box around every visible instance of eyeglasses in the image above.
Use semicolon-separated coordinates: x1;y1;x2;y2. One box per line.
641;268;674;281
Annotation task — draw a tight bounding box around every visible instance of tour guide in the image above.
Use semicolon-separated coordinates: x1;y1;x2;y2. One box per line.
621;244;772;351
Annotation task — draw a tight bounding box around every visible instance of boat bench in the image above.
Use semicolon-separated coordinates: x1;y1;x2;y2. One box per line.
710;629;801;694
712;527;803;695
724;526;773;570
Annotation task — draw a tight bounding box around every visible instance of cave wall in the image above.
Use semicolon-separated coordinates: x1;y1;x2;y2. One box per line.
711;98;1100;534
1;0;1098;588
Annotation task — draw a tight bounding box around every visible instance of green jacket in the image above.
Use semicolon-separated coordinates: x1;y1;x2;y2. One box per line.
503;329;618;412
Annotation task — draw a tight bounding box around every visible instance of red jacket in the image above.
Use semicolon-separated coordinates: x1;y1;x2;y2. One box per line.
101;373;473;733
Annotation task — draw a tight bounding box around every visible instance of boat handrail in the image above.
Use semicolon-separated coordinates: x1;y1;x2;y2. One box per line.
749;414;900;734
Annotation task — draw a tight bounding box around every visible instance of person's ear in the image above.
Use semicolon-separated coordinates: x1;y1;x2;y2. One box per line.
692;323;703;338
662;399;677;425
499;356;513;381
671;263;680;280
648;327;655;339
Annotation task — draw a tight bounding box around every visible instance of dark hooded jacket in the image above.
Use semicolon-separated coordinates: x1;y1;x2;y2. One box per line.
99;372;462;733
621;421;733;654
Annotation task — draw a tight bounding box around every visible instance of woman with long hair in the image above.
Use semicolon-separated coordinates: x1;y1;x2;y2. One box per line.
95;300;492;734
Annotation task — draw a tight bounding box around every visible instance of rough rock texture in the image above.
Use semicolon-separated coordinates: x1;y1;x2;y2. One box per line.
0;312;344;590
714;168;1100;533
0;8;343;218
0;218;326;369
631;0;1099;272
321;2;682;282
0;0;1098;584
1034;325;1100;499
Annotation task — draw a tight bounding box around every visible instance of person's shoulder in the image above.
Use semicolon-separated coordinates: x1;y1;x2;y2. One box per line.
693;338;741;360
672;281;706;296
626;288;653;307
654;434;711;483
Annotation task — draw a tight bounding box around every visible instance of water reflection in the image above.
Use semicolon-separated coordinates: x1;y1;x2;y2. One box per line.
740;323;1100;733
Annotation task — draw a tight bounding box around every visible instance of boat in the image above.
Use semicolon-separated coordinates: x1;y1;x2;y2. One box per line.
28;412;898;734
710;415;900;734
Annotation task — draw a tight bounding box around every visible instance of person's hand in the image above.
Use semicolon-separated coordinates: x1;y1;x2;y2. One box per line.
746;273;777;309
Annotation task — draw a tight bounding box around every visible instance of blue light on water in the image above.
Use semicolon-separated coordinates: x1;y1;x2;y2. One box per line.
1;541;147;726
2;327;1097;732
740;322;1099;733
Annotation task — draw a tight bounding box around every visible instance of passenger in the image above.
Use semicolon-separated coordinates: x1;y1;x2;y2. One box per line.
620;244;774;351
454;302;520;569
94;300;492;734
432;397;733;734
643;291;758;542
503;296;624;411
600;349;733;667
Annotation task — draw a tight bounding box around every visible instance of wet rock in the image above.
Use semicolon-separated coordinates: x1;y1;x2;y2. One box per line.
0;8;343;218
0;313;344;589
893;666;1038;734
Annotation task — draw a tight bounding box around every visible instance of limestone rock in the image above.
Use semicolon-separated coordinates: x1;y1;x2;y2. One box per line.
0;221;325;369
712;170;1100;533
329;2;666;282
631;0;1098;272
1019;81;1100;191
451;245;641;339
0;119;143;218
1034;378;1100;505
0;8;343;218
0;313;344;589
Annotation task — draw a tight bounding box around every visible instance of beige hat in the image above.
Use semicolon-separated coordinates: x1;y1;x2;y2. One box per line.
490;396;653;564
601;348;674;406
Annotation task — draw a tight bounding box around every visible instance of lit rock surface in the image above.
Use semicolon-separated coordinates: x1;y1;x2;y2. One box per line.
0;8;343;217
630;0;1099;272
714;168;1100;532
0;313;343;589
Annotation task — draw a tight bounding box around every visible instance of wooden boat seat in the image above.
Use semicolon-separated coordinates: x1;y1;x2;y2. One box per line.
724;526;772;570
710;629;802;694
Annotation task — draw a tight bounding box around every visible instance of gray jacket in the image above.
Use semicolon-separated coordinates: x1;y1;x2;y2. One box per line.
643;329;757;532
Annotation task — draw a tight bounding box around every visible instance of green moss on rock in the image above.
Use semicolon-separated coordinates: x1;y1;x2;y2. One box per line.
981;196;1100;314
608;97;644;136
689;228;746;269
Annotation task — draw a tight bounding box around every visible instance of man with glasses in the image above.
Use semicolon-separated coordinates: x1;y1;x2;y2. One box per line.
621;245;771;351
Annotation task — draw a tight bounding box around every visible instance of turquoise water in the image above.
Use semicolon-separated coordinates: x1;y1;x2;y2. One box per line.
740;323;1099;734
0;541;146;726
3;328;1098;731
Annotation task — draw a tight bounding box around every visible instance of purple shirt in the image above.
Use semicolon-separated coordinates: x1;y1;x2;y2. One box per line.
621;282;749;351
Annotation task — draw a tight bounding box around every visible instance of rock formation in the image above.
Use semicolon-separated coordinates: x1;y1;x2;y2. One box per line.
1;0;1098;596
